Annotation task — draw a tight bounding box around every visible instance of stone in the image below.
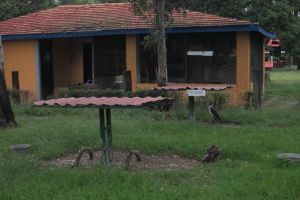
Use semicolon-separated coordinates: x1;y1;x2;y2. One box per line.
277;153;300;162
10;144;31;152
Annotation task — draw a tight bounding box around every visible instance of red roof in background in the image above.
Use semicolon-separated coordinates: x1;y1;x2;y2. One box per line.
267;39;280;47
34;97;170;108
0;3;251;36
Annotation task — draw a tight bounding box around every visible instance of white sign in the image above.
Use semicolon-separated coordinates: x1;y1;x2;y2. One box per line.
187;51;214;56
187;90;206;97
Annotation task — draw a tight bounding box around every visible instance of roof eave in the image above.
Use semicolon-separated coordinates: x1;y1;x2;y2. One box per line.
1;24;276;41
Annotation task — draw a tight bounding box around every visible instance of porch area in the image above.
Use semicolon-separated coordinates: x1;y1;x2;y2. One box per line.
37;31;262;105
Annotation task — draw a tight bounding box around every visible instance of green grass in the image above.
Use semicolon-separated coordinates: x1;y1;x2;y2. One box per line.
265;69;300;99
0;70;300;199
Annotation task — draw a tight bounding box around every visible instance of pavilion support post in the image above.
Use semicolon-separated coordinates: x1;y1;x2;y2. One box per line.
99;108;108;163
188;96;195;122
99;108;113;164
105;108;113;162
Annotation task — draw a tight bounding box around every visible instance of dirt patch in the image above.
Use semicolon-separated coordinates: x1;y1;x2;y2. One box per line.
263;97;298;108
47;150;199;170
204;120;240;128
215;122;240;128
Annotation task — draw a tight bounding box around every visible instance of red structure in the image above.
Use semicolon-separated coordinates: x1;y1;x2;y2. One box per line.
265;39;287;68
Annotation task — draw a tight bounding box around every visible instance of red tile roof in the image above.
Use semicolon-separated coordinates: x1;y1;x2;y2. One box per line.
153;85;231;91
0;3;251;36
34;97;170;108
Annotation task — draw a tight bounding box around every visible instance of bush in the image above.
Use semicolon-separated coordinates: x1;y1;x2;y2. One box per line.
133;89;169;98
55;88;129;98
54;88;171;99
8;89;31;104
241;91;255;109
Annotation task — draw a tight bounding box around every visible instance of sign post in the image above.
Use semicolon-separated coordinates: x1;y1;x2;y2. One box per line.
187;89;206;122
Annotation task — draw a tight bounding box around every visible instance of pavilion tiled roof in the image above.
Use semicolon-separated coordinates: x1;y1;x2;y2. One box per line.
34;97;170;108
153;85;231;91
0;3;251;36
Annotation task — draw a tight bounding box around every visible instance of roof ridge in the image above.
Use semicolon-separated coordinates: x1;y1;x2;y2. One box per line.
184;9;250;23
57;2;130;8
0;2;269;39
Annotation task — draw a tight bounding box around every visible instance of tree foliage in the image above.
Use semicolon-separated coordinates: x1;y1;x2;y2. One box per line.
129;0;186;86
0;0;129;20
0;0;55;20
186;0;300;65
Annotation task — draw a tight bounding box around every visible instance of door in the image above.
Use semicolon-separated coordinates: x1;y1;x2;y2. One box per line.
40;40;54;99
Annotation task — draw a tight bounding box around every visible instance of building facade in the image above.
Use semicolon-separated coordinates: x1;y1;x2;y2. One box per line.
0;3;275;105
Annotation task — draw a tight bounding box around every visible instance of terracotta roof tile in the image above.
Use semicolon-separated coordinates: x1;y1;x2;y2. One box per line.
0;3;251;36
34;96;170;108
153;85;231;91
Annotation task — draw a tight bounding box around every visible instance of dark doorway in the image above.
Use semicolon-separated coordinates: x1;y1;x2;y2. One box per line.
93;36;126;88
83;43;93;83
12;71;20;90
40;40;54;99
11;71;20;103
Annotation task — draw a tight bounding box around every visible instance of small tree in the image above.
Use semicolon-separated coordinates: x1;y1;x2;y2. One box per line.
130;0;185;87
0;35;16;126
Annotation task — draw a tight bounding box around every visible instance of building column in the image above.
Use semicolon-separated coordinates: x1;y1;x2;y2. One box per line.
126;36;137;92
236;32;251;105
35;40;42;100
3;40;38;101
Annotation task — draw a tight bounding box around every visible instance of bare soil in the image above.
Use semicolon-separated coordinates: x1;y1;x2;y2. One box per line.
263;97;298;108
215;121;241;128
48;150;199;170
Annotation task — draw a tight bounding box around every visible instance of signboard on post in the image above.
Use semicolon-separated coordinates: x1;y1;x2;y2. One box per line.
187;89;206;122
187;51;214;56
187;89;206;97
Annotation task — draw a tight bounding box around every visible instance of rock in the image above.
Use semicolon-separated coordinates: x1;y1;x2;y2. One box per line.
201;145;220;163
277;153;300;162
125;150;142;169
10;144;31;152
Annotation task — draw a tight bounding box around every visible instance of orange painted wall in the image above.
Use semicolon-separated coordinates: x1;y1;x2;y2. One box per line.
3;40;37;100
234;32;251;105
126;35;137;91
52;39;83;88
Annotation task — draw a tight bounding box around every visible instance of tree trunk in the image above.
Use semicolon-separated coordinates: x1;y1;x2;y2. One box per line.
297;58;300;70
155;0;168;87
0;35;16;126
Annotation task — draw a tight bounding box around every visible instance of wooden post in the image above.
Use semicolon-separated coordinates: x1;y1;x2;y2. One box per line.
188;96;195;122
156;0;168;86
99;108;113;164
0;35;16;126
105;108;113;162
99;108;108;163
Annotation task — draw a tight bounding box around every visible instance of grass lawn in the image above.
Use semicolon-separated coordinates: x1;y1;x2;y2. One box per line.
0;70;299;200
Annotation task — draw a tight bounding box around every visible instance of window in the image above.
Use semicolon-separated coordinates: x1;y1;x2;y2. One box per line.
139;33;237;84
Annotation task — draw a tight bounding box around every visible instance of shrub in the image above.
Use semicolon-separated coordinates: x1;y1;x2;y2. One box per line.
55;88;129;98
55;88;171;99
242;91;255;109
133;89;169;98
8;89;31;104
